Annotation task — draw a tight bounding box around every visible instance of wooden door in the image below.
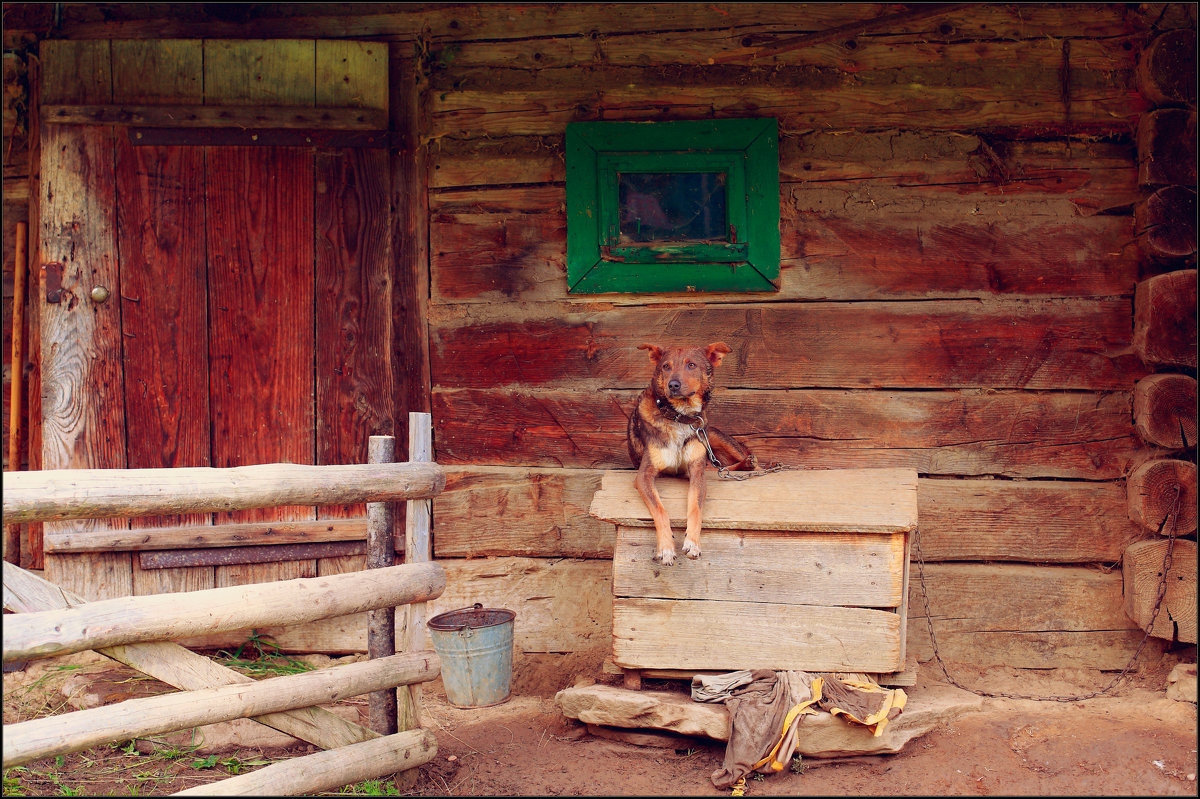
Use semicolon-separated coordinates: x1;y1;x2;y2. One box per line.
38;40;397;599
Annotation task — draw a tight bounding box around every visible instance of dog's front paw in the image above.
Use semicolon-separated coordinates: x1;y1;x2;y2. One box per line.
682;539;702;559
653;547;676;566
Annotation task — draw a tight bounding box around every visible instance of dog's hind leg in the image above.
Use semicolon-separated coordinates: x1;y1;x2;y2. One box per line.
706;427;758;471
634;462;676;566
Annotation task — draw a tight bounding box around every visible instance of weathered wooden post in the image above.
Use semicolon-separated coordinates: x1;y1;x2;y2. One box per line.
399;412;434;730
366;435;398;735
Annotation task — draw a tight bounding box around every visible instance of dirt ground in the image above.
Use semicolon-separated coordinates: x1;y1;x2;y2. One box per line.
3;647;1197;797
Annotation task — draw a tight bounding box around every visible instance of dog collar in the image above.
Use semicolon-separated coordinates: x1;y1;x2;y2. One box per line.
655;396;703;424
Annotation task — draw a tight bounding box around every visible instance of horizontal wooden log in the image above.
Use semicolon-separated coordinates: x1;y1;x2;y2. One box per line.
44;518;375;553
42;103;387;130
612;596;904;672
1;561;446;663
1133;269;1198;368
1126;458;1198;536
432;387;1140;479
1122;538;1197;644
436;466;609;558
1133;373;1197;449
174;728;438;797
1;649;440;768
914;478;1137;563
430;300;1145;391
433;467;1139;563
2;461;446;524
2;563;380;752
905;563;1162;670
5;4;1141;45
1137;108;1196;187
1136;28;1197;106
1135;186;1197;260
430;80;1142;140
138;541;365;569
431;199;1138;305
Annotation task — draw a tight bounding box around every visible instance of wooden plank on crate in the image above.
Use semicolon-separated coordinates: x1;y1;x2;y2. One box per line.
429;299;1145;391
138;541;365;569
42;103;387;129
905;562;1162;670
38;40;131;601
432;387;1139;480
590;468;917;533
612;597;904;673
1122;538;1197;644
612;526;906;607
1;562;379;751
111;40;214;596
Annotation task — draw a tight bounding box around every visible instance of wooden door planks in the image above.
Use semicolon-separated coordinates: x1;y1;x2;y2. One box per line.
39;41;131;600
112;40;215;596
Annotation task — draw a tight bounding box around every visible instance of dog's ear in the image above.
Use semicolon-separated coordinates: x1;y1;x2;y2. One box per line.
637;343;663;363
705;342;732;367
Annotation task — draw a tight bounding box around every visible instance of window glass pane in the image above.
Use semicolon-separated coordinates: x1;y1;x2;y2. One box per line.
617;172;727;243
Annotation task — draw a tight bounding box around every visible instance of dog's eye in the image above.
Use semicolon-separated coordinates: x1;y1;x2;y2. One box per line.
686;361;697;369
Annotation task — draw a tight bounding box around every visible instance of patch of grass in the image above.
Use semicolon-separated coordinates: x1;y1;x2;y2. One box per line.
331;778;402;795
212;633;314;678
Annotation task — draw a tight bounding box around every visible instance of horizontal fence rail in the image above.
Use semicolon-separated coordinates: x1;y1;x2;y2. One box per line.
2;561;446;663
2;650;440;768
1;461;446;524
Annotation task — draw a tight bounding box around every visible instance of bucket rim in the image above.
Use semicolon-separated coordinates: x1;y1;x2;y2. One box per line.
427;602;516;632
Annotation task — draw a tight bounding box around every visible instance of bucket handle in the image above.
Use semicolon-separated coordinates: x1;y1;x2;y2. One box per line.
454;602;484;634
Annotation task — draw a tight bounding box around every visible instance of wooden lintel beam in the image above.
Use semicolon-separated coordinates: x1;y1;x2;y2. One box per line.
42;103;388;131
44;518;375;554
708;3;971;64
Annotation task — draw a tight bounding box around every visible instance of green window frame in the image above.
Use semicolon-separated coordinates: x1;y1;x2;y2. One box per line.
566;118;780;294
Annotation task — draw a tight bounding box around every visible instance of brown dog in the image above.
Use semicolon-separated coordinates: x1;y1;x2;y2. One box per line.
627;342;757;565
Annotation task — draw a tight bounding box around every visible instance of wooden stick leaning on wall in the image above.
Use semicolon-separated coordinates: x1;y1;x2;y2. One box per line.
399;412;434;730
5;221;27;565
366;435;399;735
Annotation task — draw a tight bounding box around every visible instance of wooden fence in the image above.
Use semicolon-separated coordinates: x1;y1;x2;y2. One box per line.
1;415;447;796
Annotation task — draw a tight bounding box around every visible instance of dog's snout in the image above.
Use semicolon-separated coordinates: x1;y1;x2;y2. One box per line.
668;378;681;394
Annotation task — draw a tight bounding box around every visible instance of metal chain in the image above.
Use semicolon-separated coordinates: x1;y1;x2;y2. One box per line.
679;412;795;481
914;483;1183;702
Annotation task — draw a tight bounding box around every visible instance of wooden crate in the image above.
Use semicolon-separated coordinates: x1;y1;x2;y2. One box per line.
590;468;918;676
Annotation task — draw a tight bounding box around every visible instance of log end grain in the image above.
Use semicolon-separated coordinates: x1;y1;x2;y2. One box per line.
1126;458;1198;536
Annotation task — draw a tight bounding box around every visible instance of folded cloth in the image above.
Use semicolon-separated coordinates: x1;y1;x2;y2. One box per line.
691;670;756;703
709;670;822;789
816;673;907;737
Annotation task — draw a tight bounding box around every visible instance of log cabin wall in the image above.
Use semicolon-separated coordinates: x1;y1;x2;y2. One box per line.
2;4;1196;673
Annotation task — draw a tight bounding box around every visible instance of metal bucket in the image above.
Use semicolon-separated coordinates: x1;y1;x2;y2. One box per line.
427;603;516;708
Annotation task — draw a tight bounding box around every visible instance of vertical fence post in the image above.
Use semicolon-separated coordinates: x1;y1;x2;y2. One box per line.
398;412;433;730
366;435;398;735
